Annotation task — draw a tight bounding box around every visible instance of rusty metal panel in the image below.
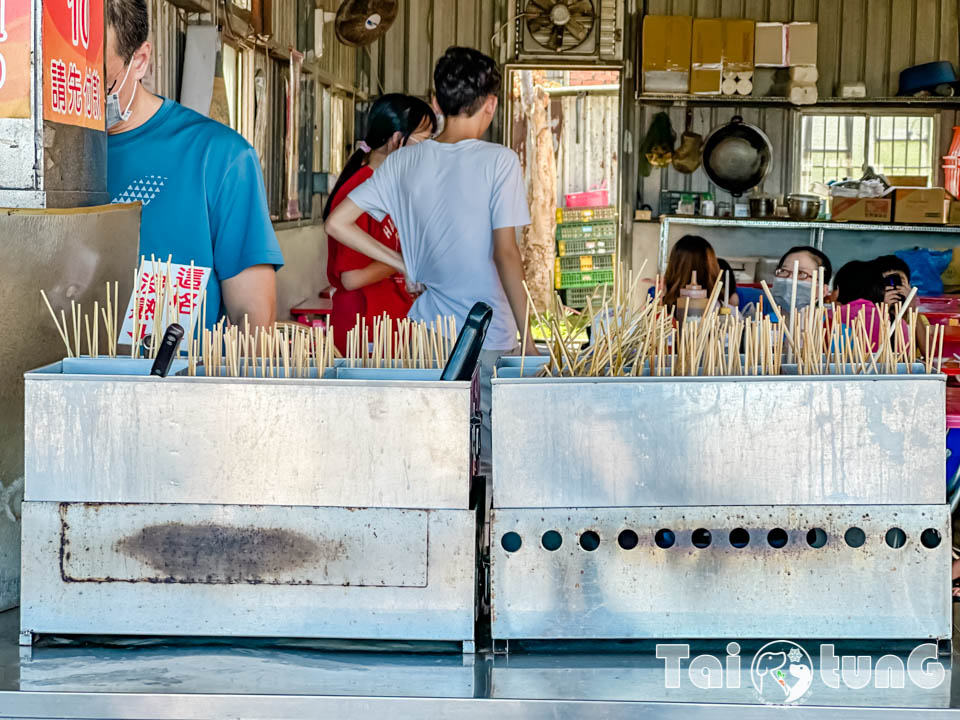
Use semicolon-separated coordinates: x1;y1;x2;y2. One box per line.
21;502;476;642
490;505;951;641
0;205;141;612
24;373;474;509
492;374;945;509
59;504;427;587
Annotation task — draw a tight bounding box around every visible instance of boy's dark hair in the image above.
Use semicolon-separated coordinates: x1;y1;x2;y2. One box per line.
107;0;150;62
872;254;911;281
433;46;501;117
777;245;834;284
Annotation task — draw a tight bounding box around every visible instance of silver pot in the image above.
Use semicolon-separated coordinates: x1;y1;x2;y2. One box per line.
787;194;821;220
749;196;776;218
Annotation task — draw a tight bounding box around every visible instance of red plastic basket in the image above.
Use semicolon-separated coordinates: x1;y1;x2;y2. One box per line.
565;189;610;208
917;296;960;313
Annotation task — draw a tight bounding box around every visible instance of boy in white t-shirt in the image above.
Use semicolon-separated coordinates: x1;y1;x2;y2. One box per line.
326;46;538;477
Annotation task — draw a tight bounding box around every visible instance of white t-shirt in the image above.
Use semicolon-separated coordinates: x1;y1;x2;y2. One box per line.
348;138;531;351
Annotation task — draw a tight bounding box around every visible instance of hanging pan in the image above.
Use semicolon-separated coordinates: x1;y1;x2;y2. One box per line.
701;115;773;198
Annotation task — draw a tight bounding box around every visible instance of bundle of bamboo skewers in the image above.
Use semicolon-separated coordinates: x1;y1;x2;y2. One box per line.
344;314;457;369
40;256;201;361
187;319;337;378
523;261;946;379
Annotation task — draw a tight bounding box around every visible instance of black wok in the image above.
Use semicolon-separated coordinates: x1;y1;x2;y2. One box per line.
701;115;773;198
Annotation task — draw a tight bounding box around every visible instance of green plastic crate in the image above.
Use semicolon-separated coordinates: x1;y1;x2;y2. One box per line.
556;220;618;242
557;238;616;256
556;268;615;289
555;253;615;273
565;284;613;308
556;206;618;223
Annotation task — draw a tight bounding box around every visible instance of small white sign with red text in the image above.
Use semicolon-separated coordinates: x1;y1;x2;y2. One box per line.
119;261;211;344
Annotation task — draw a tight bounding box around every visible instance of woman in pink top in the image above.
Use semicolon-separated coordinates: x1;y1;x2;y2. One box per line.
832;260;909;352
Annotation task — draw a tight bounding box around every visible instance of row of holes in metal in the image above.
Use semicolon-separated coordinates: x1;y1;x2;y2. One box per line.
500;527;943;553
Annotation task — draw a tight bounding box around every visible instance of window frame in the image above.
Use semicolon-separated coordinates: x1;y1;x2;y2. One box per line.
793;108;940;193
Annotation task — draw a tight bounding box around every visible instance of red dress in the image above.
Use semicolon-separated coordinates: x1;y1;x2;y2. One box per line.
326;166;414;354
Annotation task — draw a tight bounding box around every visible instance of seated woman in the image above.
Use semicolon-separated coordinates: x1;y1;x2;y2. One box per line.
771;246;834;311
663;235;720;308
832;260;907;352
742;246;833;320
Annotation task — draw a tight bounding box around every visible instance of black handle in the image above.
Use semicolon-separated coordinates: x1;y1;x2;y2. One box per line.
149;323;185;377
440;302;493;382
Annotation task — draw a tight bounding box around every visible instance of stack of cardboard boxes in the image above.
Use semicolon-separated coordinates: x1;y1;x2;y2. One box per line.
832;177;951;225
641;14;818;101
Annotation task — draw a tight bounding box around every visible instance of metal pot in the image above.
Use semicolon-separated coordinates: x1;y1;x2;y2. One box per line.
749;196;776;218
701;116;773;198
787;193;822;220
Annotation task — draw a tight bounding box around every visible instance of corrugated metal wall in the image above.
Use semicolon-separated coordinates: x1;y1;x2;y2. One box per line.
641;0;960;98
557;95;621;203
627;1;960;223
636;105;793;213
368;0;506;98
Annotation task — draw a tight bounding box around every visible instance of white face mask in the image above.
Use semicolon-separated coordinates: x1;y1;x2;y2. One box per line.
106;61;137;129
772;276;814;312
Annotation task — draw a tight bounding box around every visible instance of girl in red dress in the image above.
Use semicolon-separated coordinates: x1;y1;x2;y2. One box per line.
323;95;437;354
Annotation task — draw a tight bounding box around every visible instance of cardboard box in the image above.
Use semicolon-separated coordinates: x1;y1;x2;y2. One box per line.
830;196;893;223
642;15;692;93
885;175;928;187
690;18;722;95
947;199;960;225
893;187;947;224
723;20;756;72
786;22;818;67
755;22;786;67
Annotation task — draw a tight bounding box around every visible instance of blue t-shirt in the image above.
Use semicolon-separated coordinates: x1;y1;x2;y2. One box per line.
108;98;284;326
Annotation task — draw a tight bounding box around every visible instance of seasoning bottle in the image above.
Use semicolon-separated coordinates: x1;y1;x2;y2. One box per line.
676;271;708;324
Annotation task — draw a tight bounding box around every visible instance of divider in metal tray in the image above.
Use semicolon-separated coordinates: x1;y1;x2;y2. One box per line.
495;356;930;378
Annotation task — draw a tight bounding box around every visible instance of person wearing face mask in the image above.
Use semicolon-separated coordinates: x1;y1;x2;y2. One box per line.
767;246;833;319
105;0;283;330
323;95;437;354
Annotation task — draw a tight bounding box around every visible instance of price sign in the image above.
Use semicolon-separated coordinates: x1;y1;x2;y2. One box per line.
119;261;212;344
42;0;104;128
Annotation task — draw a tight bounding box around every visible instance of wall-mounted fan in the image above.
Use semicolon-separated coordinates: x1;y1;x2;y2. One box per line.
523;0;596;53
335;0;398;48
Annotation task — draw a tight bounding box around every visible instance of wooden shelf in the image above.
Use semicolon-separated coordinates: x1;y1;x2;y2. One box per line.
637;94;960;109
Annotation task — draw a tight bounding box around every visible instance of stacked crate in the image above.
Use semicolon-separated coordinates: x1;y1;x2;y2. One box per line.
554;206;618;308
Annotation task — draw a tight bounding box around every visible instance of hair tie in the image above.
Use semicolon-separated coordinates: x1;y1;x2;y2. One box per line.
357;140;371;153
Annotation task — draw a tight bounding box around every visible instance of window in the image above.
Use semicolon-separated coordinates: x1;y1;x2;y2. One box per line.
798;113;937;194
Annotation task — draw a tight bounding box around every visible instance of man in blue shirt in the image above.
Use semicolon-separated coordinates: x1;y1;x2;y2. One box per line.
105;0;283;328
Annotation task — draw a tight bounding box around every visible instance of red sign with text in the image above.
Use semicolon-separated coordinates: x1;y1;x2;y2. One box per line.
42;0;104;128
0;0;31;117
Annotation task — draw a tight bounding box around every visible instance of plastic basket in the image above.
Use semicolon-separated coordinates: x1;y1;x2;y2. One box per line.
556;206;618;223
557;238;616;256
565;284;613;308
565;189;610;208
555;253;615;274
556;268;615;289
556;220;618;241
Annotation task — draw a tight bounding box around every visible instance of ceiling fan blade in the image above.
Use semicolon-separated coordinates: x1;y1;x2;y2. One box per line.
566;18;588;40
567;0;593;13
526;0;552;12
528;16;553;33
550;23;565;49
